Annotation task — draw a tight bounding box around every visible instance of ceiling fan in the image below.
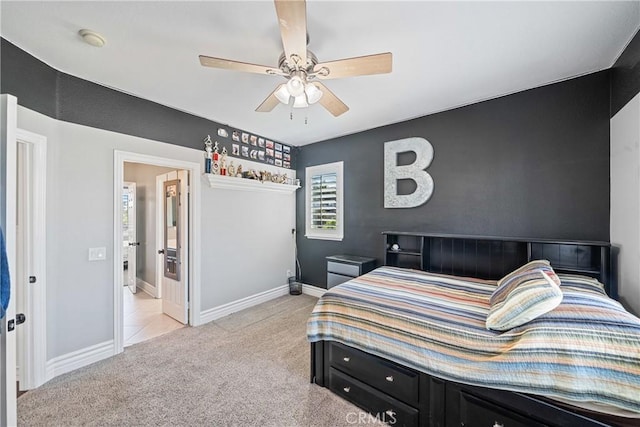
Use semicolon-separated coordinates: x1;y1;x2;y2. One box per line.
198;0;392;117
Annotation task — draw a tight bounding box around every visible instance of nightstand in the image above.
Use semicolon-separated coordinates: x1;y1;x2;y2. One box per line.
326;255;376;289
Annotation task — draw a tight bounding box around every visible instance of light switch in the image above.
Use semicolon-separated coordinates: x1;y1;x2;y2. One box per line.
89;247;106;261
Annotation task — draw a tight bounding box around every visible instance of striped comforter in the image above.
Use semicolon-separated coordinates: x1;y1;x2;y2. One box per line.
307;266;640;416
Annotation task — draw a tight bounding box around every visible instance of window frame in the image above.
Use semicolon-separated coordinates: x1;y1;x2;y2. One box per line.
305;161;344;241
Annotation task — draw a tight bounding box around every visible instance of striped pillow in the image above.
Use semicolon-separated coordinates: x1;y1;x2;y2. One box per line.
486;260;562;331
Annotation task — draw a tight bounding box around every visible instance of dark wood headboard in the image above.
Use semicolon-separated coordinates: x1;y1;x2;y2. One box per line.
382;232;617;299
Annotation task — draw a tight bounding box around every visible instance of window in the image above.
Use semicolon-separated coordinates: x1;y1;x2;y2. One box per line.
305;161;343;241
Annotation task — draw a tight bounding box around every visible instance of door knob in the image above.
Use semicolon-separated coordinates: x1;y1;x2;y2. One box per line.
8;313;26;331
158;249;165;254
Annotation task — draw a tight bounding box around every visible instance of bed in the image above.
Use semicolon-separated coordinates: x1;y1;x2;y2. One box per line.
307;233;640;427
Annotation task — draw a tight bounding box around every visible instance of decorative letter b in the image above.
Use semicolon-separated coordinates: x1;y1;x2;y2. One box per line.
384;137;434;208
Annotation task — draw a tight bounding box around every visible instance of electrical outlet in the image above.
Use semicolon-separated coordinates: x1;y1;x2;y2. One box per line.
89;247;106;261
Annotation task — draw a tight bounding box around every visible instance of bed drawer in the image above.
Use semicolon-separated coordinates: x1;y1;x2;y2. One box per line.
328;342;419;406
458;391;548;427
329;367;419;427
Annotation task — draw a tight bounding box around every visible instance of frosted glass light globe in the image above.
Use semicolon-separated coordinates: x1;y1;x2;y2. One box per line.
286;76;305;97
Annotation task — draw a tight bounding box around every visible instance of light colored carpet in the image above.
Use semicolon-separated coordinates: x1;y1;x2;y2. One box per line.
17;294;370;426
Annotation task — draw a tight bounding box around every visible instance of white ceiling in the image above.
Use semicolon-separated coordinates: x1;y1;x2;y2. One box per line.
1;1;639;146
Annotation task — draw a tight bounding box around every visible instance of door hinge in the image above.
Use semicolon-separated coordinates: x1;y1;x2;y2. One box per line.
6;314;25;332
16;313;26;325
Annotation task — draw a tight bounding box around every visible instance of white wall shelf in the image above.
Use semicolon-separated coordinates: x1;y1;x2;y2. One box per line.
202;173;300;194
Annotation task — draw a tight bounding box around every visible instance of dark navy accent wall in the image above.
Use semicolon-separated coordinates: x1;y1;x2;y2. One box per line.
611;29;640;117
1;38;292;162
1;38;225;150
57;73;217;151
0;38;58;118
1;38;619;290
296;71;611;287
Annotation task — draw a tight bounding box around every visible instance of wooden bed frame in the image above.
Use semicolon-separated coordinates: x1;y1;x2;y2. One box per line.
310;233;630;427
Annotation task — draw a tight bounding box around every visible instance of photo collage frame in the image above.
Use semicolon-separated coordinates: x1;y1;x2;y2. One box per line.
221;127;292;169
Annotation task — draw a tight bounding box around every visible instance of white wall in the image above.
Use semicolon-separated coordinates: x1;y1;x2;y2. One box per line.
200;188;296;309
611;92;640;315
17;106;297;360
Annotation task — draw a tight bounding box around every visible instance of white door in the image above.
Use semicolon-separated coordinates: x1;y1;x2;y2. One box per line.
156;171;188;324
123;182;137;294
1;94;18;426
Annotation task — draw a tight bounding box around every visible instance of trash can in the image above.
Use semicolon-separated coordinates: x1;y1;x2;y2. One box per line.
288;276;302;295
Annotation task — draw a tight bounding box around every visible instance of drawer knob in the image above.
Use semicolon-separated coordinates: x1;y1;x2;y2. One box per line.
493;423;504;427
343;357;350;362
343;387;351;393
385;375;394;382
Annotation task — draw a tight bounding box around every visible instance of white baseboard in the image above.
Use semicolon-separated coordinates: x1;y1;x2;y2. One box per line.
46;340;114;381
40;284;323;382
136;278;157;298
199;284;290;325
302;283;326;298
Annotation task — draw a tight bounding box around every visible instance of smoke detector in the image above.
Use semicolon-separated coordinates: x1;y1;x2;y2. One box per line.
78;29;106;48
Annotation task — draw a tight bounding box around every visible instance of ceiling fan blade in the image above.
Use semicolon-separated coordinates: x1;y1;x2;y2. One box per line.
314;52;392;80
255;86;283;112
311;82;349;117
199;55;279;75
274;0;307;68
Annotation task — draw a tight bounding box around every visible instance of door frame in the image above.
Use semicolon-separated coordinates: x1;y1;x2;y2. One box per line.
1;94;48;426
15;128;47;390
155;174;164;299
1;93;18;427
122;181;137;295
113;151;201;354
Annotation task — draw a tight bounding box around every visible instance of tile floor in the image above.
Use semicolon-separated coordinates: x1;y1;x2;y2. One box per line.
123;288;184;347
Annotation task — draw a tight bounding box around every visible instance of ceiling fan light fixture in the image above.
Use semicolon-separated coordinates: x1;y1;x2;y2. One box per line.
274;84;291;104
305;84;323;104
199;0;392;117
293;95;309;109
286;75;305;97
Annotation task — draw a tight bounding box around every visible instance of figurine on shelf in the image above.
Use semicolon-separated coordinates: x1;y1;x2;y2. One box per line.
212;140;220;175
236;164;243;177
203;135;213;174
220;146;228;176
228;161;235;178
260;171;272;182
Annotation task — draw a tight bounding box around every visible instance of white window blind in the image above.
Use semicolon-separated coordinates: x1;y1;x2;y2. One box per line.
305;161;343;241
310;172;337;230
